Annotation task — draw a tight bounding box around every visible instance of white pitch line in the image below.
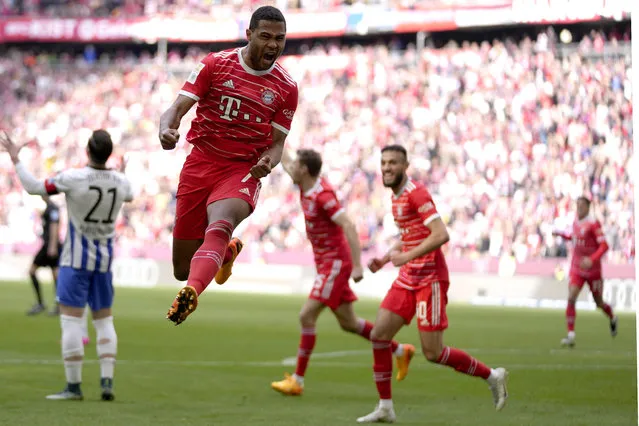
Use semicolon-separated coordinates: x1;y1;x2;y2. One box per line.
281;348;635;365
0;358;634;371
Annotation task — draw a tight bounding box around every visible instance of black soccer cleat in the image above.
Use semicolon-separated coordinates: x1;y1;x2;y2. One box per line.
610;316;618;337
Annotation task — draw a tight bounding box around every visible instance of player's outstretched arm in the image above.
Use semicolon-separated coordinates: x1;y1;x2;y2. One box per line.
552;230;572;241
333;213;364;282
0;131;49;195
390;218;449;267
159;94;196;150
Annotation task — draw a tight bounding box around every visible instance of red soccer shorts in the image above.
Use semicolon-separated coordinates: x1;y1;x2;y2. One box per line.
380;281;449;332
309;259;357;310
173;147;262;240
569;274;604;297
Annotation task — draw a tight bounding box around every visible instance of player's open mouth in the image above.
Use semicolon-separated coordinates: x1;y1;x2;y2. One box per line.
263;52;277;61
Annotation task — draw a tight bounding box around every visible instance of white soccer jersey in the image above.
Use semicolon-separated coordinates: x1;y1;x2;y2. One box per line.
43;167;133;272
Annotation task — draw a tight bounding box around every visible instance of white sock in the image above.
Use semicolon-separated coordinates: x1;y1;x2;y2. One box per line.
394;344;404;357
379;399;393;409
94;316;117;379
64;361;82;384
81;307;89;340
568;331;576;339
60;314;84;384
292;374;304;386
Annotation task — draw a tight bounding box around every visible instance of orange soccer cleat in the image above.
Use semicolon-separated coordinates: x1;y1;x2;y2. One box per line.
214;237;244;285
271;373;304;396
166;286;198;326
396;343;415;381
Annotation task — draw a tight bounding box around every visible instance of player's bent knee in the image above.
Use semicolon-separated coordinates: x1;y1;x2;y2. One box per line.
422;348;441;363
369;327;390;341
339;321;359;333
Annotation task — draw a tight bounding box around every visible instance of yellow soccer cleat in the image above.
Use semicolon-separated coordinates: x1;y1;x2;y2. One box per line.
271;373;304;396
395;343;415;381
215;237;244;285
166;286;198;326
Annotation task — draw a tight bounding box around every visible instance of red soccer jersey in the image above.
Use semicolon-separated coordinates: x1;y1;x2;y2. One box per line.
300;177;350;265
569;217;606;279
391;179;449;289
179;48;298;162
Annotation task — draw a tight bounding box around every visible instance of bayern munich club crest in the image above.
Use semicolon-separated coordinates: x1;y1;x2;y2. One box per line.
261;89;275;105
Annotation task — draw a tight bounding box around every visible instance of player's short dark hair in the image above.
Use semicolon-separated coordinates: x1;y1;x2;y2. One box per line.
577;196;591;205
381;145;408;160
87;129;113;165
249;6;286;31
297;149;322;178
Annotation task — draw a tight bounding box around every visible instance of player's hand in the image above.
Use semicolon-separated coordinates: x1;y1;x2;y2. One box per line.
250;155;273;179
119;154;128;173
367;257;386;273
47;246;58;258
0;131;25;164
390;251;410;267
159;128;180;150
351;265;364;282
580;257;593;269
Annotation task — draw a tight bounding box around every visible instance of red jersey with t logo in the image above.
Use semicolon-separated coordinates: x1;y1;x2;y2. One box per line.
300;177;350;266
391;179;449;289
569;217;606;279
179;47;298;162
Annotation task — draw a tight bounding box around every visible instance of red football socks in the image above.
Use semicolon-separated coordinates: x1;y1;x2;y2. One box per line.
566;302;576;332
436;346;491;379
372;340;393;399
295;327;316;377
187;220;233;295
600;303;614;319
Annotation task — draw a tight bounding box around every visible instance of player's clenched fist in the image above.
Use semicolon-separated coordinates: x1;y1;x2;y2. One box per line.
351;265;364;282
250;155;273;179
159;128;180;150
367;258;386;273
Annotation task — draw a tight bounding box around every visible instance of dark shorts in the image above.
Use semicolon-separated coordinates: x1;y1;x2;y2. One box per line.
33;244;61;268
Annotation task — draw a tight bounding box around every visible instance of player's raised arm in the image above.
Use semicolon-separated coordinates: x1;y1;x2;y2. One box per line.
159;55;216;150
159;94;197;151
1;131;50;196
552;229;572;241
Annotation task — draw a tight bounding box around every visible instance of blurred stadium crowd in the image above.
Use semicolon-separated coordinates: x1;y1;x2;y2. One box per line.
0;27;633;264
0;0;455;17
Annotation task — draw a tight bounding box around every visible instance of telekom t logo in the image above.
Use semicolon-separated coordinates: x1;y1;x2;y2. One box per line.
219;95;264;123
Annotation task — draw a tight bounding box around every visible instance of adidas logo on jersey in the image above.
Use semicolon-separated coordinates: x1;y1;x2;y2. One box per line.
239;188;250;196
223;79;235;89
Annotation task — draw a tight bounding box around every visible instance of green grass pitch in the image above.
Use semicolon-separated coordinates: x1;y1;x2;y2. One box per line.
0;280;636;425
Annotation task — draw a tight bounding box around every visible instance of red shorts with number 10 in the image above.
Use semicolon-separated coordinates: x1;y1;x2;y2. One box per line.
380;281;449;332
173;147;262;240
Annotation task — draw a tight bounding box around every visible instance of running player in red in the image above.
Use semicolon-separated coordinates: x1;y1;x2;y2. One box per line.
357;146;508;423
552;196;617;347
270;149;415;396
159;6;298;325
